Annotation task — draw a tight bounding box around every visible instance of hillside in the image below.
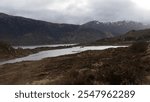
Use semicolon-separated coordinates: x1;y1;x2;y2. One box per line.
121;29;150;41
0;13;107;45
0;13;148;45
92;29;150;45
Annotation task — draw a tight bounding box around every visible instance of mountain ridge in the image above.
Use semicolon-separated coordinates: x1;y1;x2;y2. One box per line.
0;12;149;45
0;13;107;45
81;20;149;36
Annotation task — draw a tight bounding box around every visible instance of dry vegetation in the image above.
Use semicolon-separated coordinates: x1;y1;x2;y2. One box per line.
61;42;150;85
0;42;150;85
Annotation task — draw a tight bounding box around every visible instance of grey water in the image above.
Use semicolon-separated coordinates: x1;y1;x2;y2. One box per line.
0;46;125;65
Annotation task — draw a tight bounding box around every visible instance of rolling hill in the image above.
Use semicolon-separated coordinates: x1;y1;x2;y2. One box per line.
0;12;149;45
92;29;150;45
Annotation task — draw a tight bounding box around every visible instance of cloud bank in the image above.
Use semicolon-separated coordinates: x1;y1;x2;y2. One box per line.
0;0;150;24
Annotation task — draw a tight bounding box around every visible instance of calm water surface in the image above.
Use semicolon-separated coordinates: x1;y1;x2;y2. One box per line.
0;46;125;65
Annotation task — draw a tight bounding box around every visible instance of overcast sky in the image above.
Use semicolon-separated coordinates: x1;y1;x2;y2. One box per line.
0;0;150;24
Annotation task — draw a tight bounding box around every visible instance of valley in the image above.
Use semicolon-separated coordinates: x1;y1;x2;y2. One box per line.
0;12;150;85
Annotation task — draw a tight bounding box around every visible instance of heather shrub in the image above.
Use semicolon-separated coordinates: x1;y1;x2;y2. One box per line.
97;58;145;85
63;68;97;85
129;41;149;53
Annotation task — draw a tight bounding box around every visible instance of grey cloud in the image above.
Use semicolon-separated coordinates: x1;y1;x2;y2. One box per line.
0;0;150;24
87;0;145;22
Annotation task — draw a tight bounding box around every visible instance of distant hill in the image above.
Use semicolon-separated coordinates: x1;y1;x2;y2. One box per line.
121;29;150;41
92;29;150;45
81;20;149;36
0;12;149;45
